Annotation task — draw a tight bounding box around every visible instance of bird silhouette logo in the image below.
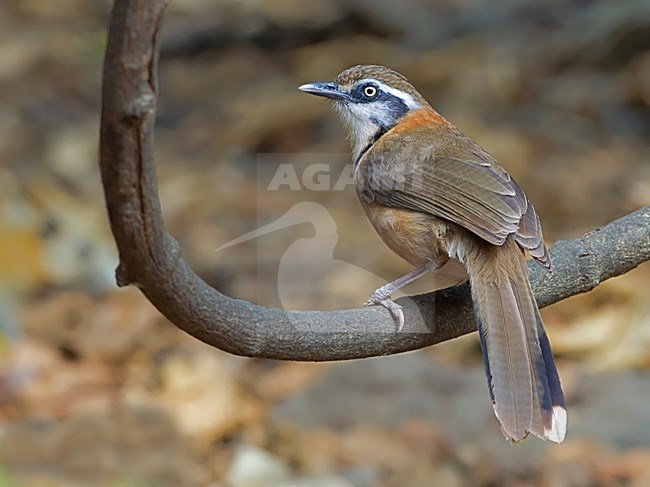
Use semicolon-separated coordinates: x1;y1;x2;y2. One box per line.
217;202;400;311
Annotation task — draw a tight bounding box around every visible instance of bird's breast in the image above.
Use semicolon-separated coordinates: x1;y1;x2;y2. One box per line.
359;200;449;267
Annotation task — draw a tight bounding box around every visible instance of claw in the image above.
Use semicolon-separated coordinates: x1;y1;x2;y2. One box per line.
364;294;405;332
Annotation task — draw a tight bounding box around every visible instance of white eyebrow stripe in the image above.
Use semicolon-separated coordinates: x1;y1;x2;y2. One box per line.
357;78;420;109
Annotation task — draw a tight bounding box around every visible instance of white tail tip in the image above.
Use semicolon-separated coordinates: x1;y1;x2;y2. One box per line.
545;405;567;443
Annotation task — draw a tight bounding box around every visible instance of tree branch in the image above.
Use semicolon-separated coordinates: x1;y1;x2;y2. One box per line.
99;0;650;361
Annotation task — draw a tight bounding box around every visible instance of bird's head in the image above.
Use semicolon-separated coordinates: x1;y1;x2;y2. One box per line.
299;65;428;160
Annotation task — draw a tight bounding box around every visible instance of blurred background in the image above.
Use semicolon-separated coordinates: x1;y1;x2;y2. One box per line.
1;0;650;485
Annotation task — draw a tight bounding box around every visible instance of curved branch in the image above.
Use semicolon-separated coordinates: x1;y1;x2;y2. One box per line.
99;0;650;361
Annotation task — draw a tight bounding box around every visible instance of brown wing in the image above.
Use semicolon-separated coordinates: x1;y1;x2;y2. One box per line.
358;131;550;268
510;179;550;267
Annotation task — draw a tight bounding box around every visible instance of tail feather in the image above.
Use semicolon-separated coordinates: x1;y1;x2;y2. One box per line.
479;278;533;441
468;240;566;443
510;277;549;438
536;308;567;442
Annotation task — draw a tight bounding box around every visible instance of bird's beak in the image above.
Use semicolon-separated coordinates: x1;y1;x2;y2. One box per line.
299;82;348;101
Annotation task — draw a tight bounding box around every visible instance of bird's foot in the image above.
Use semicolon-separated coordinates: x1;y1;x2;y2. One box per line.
363;286;404;331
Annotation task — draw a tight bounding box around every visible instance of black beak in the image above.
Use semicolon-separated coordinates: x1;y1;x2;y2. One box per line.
299;82;348;101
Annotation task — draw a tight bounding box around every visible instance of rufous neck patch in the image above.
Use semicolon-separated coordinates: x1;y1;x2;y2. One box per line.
388;108;446;134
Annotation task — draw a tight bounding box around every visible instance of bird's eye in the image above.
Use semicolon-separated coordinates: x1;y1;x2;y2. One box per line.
363;85;378;98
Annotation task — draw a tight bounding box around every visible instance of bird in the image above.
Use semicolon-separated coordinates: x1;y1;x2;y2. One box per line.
299;65;566;443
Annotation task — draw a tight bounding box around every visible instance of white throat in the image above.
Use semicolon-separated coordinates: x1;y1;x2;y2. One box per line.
334;102;384;162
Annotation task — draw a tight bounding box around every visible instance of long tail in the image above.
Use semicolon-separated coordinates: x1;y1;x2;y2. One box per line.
466;238;566;443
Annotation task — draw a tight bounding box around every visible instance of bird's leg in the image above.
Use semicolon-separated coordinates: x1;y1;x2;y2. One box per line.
363;262;436;331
